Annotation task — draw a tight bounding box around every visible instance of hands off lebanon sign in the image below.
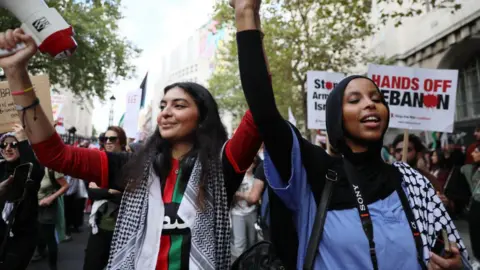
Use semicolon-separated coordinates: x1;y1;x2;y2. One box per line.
307;71;345;130
368;64;458;133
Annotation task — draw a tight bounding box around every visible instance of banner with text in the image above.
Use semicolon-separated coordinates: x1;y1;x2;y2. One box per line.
368;64;458;132
0;75;53;133
307;71;345;129
51;94;66;120
124;88;142;138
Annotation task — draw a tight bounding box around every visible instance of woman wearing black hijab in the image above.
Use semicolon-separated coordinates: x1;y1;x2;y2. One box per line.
232;0;470;269
0;125;44;269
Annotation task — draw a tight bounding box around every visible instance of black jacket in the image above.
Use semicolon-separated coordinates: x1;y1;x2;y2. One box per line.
0;140;44;268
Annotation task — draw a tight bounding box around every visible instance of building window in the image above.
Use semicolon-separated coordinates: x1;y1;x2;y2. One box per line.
456;55;480;121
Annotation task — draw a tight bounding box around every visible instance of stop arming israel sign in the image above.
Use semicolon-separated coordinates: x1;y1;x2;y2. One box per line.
307;71;345;130
368;64;458;133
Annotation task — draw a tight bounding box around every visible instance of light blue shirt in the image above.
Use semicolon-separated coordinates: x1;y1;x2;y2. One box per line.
263;129;422;270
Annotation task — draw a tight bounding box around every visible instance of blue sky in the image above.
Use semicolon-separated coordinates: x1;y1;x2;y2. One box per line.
92;0;216;133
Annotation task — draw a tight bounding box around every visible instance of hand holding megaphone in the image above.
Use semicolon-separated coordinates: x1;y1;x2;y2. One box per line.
0;28;37;72
0;0;77;59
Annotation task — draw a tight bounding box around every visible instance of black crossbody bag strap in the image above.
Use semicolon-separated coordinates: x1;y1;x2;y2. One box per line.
303;169;337;270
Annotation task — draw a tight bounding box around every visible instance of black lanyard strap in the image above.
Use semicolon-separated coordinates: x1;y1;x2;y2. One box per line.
351;184;379;270
343;160;427;270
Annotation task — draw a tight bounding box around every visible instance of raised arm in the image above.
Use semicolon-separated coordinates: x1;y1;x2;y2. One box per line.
0;29;108;185
13;124;44;181
232;0;294;181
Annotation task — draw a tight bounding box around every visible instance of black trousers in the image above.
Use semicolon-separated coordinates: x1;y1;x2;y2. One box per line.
74;198;86;229
37;223;58;270
0;230;37;270
64;195;75;235
65;195;86;235
469;199;480;260
83;228;114;270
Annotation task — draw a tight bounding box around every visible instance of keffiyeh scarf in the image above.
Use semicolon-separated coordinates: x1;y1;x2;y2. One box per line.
106;151;230;269
393;162;469;265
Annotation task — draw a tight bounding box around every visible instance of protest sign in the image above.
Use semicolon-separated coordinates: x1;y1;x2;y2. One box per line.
368;64;458;133
0;75;53;133
124;88;142;138
307;71;345;130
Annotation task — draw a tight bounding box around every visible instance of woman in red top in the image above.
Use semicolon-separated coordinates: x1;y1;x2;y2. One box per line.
0;28;262;270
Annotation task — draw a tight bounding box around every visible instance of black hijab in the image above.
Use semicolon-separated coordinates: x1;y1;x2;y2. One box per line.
324;75;397;209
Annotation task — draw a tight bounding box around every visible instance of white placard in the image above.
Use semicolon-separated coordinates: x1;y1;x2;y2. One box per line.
368;64;458;132
124;88;142;138
307;71;345;129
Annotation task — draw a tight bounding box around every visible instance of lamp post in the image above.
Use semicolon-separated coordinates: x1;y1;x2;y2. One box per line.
109;95;116;126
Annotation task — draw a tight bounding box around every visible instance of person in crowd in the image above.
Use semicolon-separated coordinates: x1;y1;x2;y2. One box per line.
460;146;480;268
392;134;442;189
231;1;470;269
98;132;106;151
252;159;270;240
429;149;471;219
231;156;263;259
0;124;44;269
381;145;395;164
83;125;126;270
392;134;428;171
465;126;480;164
126;142;142;153
32;168;69;270
0;28;262;269
64;141;89;240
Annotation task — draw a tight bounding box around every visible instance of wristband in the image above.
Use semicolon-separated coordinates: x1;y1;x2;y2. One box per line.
15;97;40;129
15;97;40;112
11;87;34;96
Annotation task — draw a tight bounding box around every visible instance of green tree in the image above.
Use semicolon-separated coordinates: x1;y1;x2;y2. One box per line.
209;0;460;137
0;0;140;99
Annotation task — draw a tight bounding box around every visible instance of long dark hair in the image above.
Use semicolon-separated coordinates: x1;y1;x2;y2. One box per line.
430;149;446;170
121;82;227;207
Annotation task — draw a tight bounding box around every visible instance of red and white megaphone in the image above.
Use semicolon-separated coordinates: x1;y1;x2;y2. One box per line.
0;0;77;59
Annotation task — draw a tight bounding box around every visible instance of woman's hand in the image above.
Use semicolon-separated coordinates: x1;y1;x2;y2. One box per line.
108;189;121;195
0;28;37;73
428;245;463;270
13;124;27;142
229;0;261;11
438;193;449;205
39;197;54;206
89;182;99;189
230;0;261;32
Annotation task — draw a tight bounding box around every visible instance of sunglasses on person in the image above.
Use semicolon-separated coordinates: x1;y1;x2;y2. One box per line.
101;136;118;143
394;147;413;154
0;141;18;150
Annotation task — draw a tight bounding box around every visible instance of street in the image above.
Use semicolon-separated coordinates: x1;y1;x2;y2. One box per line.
27;226;89;270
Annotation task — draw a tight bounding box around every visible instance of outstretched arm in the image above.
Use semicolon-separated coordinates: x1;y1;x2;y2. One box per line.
233;0;294;182
0;29;109;185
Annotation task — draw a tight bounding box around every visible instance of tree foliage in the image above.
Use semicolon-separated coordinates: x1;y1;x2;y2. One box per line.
0;0;140;99
209;0;460;136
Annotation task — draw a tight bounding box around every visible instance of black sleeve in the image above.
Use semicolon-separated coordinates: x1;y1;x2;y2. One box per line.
222;148;245;205
237;30;293;183
87;188;110;200
88;187;123;204
17;140;44;183
106;152;132;190
254;161;266;182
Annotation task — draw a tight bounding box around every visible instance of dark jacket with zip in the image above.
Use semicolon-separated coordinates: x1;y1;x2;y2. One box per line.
0;140;44;269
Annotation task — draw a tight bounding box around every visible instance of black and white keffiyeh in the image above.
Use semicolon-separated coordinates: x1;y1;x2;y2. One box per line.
106;151;230;269
393;162;469;265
